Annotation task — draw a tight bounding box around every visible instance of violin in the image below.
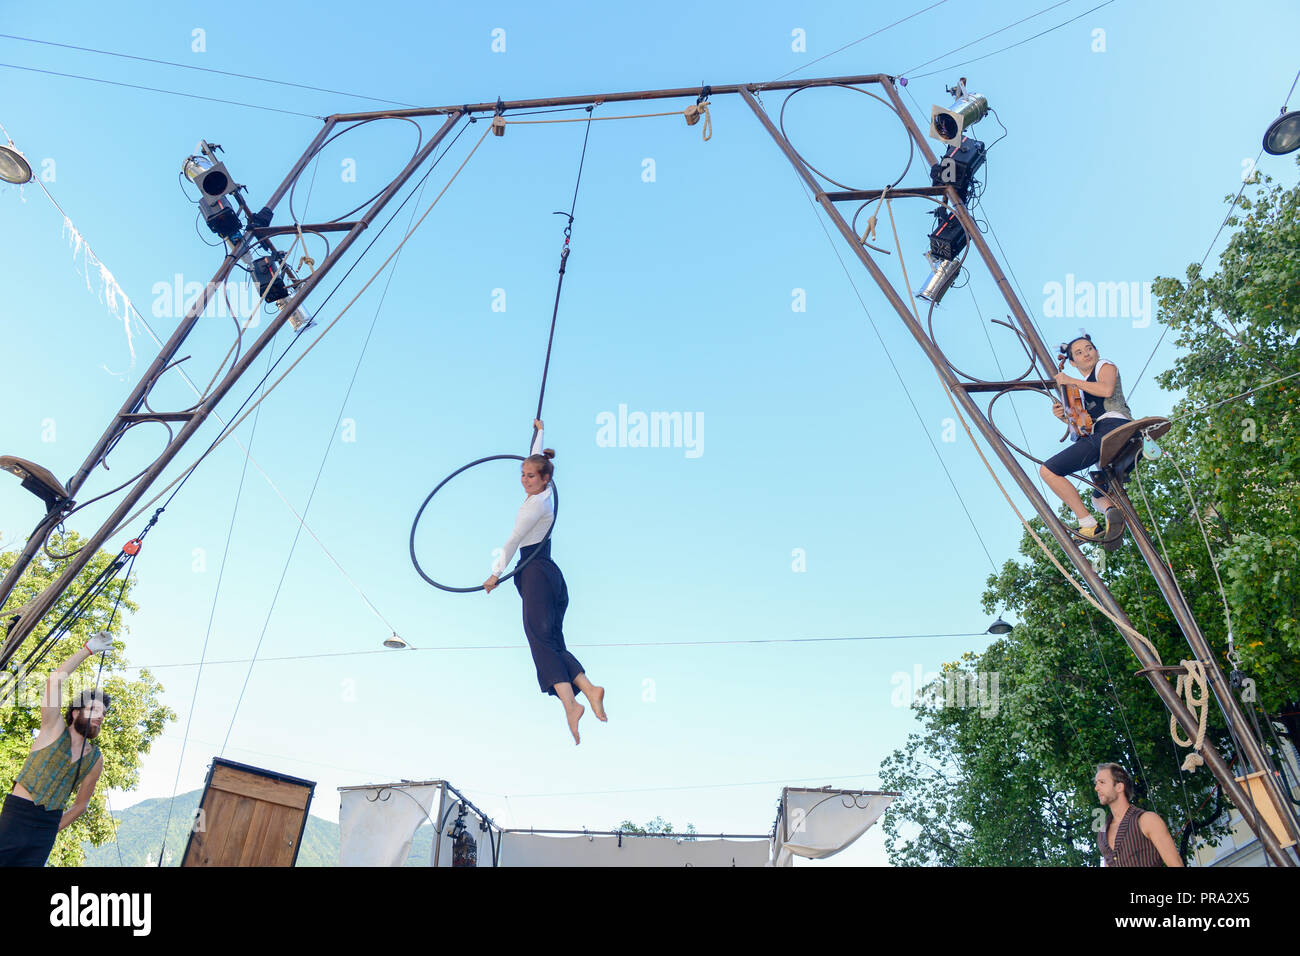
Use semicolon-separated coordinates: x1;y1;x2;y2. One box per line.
1056;345;1093;442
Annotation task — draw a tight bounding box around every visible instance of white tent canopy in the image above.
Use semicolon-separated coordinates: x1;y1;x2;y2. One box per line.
770;787;898;867
339;780;498;867
500;832;769;867
338;780;894;867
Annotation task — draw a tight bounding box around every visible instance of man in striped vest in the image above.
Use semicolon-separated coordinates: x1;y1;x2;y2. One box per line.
1095;763;1183;867
0;631;114;866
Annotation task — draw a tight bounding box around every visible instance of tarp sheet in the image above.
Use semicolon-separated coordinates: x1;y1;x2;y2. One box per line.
771;789;895;867
339;783;441;867
500;833;770;867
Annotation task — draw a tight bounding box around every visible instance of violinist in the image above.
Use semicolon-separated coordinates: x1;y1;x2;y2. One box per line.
1039;333;1134;542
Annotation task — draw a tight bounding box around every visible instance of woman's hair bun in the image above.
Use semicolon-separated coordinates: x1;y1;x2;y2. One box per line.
543;448;556;459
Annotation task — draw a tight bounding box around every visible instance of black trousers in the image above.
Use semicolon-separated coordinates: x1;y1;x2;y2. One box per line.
1042;417;1130;501
514;541;584;696
0;793;61;867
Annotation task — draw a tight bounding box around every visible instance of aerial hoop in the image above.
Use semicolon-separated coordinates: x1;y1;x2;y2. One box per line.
409;454;558;593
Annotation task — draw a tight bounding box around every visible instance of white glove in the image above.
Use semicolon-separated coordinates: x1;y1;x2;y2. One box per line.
85;631;114;654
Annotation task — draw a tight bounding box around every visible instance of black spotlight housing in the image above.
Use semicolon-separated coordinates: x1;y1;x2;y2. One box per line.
252;252;290;304
930;137;985;204
928;208;968;261
199;195;243;240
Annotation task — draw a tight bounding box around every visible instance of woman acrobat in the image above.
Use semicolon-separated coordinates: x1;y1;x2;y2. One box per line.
483;420;606;744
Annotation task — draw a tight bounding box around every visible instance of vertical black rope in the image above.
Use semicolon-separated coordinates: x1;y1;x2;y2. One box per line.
531;105;595;450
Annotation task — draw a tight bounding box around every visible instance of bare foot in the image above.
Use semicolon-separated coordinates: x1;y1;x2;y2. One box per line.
564;700;584;745
585;685;607;722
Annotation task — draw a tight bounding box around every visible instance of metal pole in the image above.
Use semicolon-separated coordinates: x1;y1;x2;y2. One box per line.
431;782;448;868
0;111;463;668
876;79;1300;854
1111;481;1300;849
740;84;1295;867
326;74;894;123
0;119;342;622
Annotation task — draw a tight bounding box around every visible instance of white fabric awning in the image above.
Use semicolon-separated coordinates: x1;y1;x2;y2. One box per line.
339;782;442;867
771;788;896;867
500;833;770;867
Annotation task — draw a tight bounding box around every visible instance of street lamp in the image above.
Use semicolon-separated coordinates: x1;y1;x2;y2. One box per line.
987;616;1013;635
0;145;33;185
1263;110;1300;156
0;456;68;512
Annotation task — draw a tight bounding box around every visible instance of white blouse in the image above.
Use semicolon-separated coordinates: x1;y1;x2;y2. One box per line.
491;430;554;576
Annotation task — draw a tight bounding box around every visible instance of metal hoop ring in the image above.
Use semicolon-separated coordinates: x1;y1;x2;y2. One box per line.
409;454;558;593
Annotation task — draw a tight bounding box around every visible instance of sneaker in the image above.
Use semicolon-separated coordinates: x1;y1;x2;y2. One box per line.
1077;521;1105;542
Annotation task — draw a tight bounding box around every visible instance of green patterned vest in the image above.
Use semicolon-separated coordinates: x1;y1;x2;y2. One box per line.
15;728;100;810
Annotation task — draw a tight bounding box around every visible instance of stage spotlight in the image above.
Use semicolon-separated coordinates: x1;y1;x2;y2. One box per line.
929;208;967;261
917;252;962;306
929;137;985;204
183;154;237;200
198;195;243;240
282;302;316;333
252;254;291;304
930;92;989;147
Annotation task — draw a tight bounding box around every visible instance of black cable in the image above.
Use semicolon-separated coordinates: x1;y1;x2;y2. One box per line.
156;346;274;868
900;0;1072;77
533;105;596;439
765;0;952;85
288;117;424;226
219;147;439;755
1178;785;1224;860
66;546;138;850
305;119;472;319
0;62;322;119
1127;149;1265;401
907;0;1118;80
0;33;419;108
177;171;200;204
1;552;128;707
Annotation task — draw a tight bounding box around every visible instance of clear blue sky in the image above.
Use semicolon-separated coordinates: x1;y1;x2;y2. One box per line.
1;0;1296;865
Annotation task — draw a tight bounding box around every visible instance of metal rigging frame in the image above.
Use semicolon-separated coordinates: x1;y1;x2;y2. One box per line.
1;71;1294;864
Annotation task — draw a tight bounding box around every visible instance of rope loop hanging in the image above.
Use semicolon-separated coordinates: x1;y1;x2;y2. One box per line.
1172;659;1210;772
684;85;712;141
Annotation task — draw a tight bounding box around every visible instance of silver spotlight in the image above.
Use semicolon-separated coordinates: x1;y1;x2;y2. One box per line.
278;301;316;334
917;252;962;305
182;154;236;200
930;88;989;147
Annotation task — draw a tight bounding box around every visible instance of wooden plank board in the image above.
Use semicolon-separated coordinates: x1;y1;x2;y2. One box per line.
209;764;310;810
267;806;303;867
186;790;236;867
183;760;314;866
248;803;288;864
214;793;257;866
239;801;276;867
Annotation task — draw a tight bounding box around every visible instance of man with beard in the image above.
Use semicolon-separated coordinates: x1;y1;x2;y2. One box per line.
1094;762;1182;867
0;630;114;866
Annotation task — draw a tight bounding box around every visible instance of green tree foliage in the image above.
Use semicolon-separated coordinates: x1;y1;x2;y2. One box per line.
1;531;174;866
1150;168;1300;707
880;162;1300;866
614;816;697;838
